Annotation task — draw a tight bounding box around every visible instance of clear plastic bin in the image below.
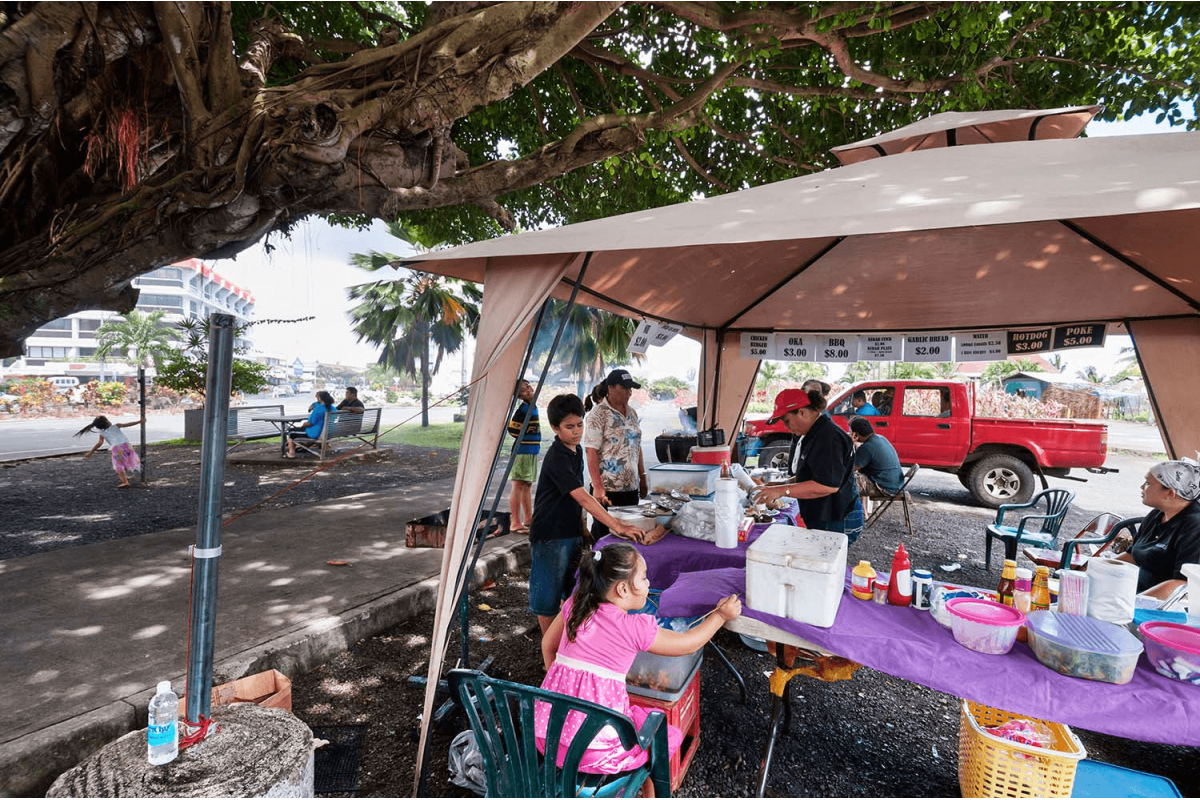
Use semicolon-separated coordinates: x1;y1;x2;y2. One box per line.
626;648;702;696
647;463;721;498
1026;611;1142;684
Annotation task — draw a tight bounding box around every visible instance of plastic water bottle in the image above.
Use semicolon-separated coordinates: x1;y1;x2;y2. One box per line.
147;680;179;765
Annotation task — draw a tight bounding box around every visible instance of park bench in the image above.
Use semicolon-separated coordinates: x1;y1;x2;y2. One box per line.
225;404;286;452
293;407;383;460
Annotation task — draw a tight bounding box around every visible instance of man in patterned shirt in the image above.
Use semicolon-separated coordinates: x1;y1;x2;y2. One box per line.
583;369;648;539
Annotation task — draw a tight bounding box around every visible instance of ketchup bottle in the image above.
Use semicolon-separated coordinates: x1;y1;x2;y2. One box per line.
887;542;913;606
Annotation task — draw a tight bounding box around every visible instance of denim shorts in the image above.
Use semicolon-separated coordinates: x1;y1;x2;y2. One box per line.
528;537;582;617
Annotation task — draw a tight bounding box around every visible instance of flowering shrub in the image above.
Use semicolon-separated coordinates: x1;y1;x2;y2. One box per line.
81;381;128;409
12;378;62;413
671;389;696;408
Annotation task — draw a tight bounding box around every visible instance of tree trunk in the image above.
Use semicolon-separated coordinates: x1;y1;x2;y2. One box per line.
421;330;431;428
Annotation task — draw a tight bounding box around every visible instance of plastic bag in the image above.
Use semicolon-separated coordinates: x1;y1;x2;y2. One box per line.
1086;556;1139;624
448;729;487;796
672;500;717;542
986;718;1054;760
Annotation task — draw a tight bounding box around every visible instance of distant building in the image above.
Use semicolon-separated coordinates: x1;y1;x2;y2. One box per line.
12;259;256;380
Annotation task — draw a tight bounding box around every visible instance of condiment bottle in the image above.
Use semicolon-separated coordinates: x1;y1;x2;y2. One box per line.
1013;568;1033;642
872;578;889;605
997;559;1017;606
851;561;877;600
1031;565;1051;613
887;543;912;606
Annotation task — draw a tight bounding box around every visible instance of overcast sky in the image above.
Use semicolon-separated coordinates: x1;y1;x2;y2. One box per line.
208;111;1178;386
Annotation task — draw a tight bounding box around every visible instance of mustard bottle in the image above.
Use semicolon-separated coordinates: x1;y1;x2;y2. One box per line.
851;560;877;600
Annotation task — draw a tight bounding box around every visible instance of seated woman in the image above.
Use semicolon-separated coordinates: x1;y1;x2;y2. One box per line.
286;390;335;458
1114;458;1200;599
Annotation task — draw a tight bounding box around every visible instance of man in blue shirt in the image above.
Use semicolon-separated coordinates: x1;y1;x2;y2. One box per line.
849;417;904;507
850;389;880;416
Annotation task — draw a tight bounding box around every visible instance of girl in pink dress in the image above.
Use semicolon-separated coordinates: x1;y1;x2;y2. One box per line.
76;414;145;488
536;542;740;793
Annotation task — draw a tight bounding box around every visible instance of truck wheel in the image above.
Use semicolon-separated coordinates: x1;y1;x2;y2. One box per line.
758;442;792;471
969;454;1035;509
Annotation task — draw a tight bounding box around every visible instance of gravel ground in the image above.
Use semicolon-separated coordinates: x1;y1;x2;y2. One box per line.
0;442;459;560
292;490;1200;798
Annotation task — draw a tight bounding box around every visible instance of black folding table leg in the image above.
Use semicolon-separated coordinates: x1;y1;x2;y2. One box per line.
706;641;747;703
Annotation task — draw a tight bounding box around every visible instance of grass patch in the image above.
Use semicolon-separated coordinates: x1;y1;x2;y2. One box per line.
150;438;203;446
379;422;465;451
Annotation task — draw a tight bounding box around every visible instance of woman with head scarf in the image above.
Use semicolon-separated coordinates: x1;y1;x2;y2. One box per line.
1115;457;1200;598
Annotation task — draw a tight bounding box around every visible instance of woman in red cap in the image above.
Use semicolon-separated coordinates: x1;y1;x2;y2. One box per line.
751;388;863;543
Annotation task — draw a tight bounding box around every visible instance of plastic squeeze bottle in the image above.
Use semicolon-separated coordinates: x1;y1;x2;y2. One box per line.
147;680;179;765
851;560;877;600
997;559;1017;606
887;543;912;606
1031;565;1051;612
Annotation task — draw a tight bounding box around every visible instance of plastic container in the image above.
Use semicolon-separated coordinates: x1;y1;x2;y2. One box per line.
1070;759;1182;798
147;680;179;765
851;560;876;600
745;524;848;628
689;445;731;468
647;463;721;498
1025;611;1143;685
931;586;994;629
607;505;659;534
1138;620;1200;685
627;647;703;695
947;598;1025;655
958;700;1087;798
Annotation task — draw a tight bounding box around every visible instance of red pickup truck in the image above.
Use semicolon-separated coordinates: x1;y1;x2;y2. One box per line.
741;380;1111;508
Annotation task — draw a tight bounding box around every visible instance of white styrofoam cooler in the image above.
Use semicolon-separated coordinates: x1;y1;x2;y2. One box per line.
745;524;848;628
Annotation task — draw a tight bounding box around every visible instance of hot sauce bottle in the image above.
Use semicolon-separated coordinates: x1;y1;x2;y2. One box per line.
997;559;1018;606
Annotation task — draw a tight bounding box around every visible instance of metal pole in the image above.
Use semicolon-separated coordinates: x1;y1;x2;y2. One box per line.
185;313;234;722
138;367;147;484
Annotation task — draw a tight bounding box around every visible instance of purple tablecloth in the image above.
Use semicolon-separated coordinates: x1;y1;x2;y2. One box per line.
658;567;1200;748
596;502;800;590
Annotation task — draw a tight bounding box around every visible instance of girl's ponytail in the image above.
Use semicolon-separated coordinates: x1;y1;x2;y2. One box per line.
74;415;110;438
566;544;638;642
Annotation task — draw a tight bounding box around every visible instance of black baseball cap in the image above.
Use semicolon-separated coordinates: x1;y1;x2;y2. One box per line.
604;369;641;389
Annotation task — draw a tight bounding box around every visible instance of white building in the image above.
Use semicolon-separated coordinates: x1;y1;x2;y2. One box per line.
12;259;256;380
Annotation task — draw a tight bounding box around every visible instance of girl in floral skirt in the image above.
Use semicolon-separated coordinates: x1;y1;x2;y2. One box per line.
76;414;145;488
536;542;740;794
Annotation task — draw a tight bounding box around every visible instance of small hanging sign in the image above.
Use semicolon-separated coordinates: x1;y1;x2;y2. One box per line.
740;332;775;360
904;333;953;362
955;330;1007;362
858;334;901;362
815;334;860;363
651;321;683;346
774;333;814;362
1007;328;1052;355
1052;323;1105;350
628;320;655;356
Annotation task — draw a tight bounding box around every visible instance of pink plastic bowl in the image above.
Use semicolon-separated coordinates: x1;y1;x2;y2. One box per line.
946;598;1026;655
1139;621;1200;685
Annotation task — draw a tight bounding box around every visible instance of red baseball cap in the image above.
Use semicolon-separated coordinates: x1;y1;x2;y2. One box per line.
766;388;812;423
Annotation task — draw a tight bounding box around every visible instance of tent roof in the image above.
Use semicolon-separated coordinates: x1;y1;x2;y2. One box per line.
830;105;1101;164
407;132;1200;334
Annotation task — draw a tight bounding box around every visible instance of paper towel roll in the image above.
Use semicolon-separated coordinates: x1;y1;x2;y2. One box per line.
714;478;740;549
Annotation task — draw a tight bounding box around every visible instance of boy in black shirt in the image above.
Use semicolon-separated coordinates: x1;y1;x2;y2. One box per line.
528;394;643;634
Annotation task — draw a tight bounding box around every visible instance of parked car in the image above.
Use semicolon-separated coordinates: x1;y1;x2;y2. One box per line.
49;376;80;394
740;380;1112;508
271;385;294;398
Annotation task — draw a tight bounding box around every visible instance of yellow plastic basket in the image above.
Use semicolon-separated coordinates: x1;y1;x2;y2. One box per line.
958;700;1087;798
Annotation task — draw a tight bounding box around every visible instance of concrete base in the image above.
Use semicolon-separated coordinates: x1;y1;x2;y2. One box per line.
47;704;313;797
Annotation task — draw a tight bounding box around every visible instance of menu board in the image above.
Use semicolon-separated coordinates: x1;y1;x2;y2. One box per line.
904;333;953;362
814;335;859;363
1007;328;1052;355
955;330;1006;362
859;335;901;362
774;333;814;361
740;332;775;359
1052;323;1105;350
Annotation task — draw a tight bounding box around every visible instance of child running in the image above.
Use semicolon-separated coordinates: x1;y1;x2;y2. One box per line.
76;414;146;488
537;543;741;793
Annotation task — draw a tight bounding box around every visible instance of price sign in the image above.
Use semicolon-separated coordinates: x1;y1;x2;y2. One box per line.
774;333;814;361
740;332;775;360
858;334;900;362
627;324;652;356
955;330;1006;362
815;334;859;363
651;321;682;346
904;333;953;362
1052;323;1105;351
1007;328;1052;355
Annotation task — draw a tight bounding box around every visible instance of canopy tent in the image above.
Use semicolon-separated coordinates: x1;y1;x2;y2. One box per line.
830;104;1102;164
407;129;1200;783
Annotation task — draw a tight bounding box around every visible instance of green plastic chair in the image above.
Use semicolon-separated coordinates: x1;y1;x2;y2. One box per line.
448;668;672;798
1060;516;1143;572
984;488;1075;571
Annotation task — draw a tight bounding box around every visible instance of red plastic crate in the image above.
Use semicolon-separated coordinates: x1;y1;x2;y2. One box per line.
628;666;701;792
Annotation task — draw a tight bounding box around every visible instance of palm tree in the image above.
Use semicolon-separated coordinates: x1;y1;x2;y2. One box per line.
348;266;481;427
1048;354;1066;373
1075;365;1107;384
755;361;784;395
530;302;639;397
94;309;178;369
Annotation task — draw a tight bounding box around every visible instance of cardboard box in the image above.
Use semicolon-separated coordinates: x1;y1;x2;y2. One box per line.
178;669;292;716
405;506;510;549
